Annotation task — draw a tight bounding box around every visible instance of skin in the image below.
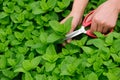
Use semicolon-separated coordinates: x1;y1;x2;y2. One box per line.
61;0;120;42
61;0;89;42
89;0;120;34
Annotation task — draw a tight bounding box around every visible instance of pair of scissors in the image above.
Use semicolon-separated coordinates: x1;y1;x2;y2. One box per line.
65;10;113;40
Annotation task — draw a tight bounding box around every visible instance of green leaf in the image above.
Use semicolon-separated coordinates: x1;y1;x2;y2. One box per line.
71;36;88;47
112;39;120;52
31;56;41;69
14;5;22;13
107;68;120;79
35;74;47;80
11;39;21;46
17;46;29;54
63;17;72;33
32;8;46;15
65;44;80;55
40;0;49;11
10;13;24;23
0;55;6;69
47;33;62;43
45;62;56;72
0;12;8;19
105;33;113;45
17;0;24;7
22;60;33;71
57;2;65;9
25;40;34;47
93;57;103;71
86;72;98;80
47;0;57;10
40;31;48;44
14;32;24;41
81;46;94;55
54;7;63;12
7;58;16;66
25;72;33;80
94;32;105;38
111;54;120;63
103;60;117;69
60;56;80;76
62;0;71;8
42;44;58;62
14;67;26;73
49;20;65;34
62;48;69;55
87;39;106;48
99;47;110;60
2;69;17;79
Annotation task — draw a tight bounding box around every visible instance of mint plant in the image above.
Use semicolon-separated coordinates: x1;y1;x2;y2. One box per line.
0;0;120;80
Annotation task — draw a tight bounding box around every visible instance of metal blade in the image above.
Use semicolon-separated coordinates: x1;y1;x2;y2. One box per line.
65;26;86;40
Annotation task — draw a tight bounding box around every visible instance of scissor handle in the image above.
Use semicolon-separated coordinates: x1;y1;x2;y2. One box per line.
82;10;113;38
82;10;95;27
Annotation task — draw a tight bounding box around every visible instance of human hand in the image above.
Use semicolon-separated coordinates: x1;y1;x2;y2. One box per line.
61;11;82;43
87;0;120;34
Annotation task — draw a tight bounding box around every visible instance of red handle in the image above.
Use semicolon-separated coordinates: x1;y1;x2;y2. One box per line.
82;10;95;27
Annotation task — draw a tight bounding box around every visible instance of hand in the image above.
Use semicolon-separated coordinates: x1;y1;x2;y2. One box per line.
61;11;82;43
87;0;120;34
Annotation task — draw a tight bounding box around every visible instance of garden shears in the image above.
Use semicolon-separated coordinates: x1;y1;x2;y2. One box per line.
65;10;113;40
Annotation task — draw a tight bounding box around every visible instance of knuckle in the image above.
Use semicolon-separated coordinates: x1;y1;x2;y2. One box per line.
106;23;115;28
93;17;99;22
100;21;106;25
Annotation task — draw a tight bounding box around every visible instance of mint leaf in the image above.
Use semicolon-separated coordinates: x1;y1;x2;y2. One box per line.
2;69;17;79
31;56;41;69
86;72;98;80
14;32;24;41
81;46;94;55
60;56;80;76
22;60;32;71
40;31;48;44
49;20;65;34
47;33;62;43
35;74;47;80
0;12;8;19
47;0;57;10
42;44;58;62
63;17;72;33
111;54;120;63
40;0;49;11
0;55;6;69
112;39;120;52
25;72;33;80
105;33;113;46
87;39;106;48
7;58;16;66
45;62;56;72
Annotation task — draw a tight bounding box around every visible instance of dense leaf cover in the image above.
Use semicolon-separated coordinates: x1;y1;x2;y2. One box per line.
0;0;120;80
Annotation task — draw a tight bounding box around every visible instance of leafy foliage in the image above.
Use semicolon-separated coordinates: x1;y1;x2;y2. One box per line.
0;0;120;80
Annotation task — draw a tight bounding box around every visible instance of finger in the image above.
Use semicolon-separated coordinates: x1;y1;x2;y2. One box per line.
102;26;109;34
90;20;98;33
78;18;82;25
67;39;72;43
97;23;103;32
62;42;66;46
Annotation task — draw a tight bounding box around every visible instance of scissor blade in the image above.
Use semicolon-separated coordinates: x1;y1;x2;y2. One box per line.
65;26;86;40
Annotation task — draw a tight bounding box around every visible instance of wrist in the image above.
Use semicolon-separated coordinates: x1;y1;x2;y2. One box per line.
71;0;88;14
108;0;120;12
